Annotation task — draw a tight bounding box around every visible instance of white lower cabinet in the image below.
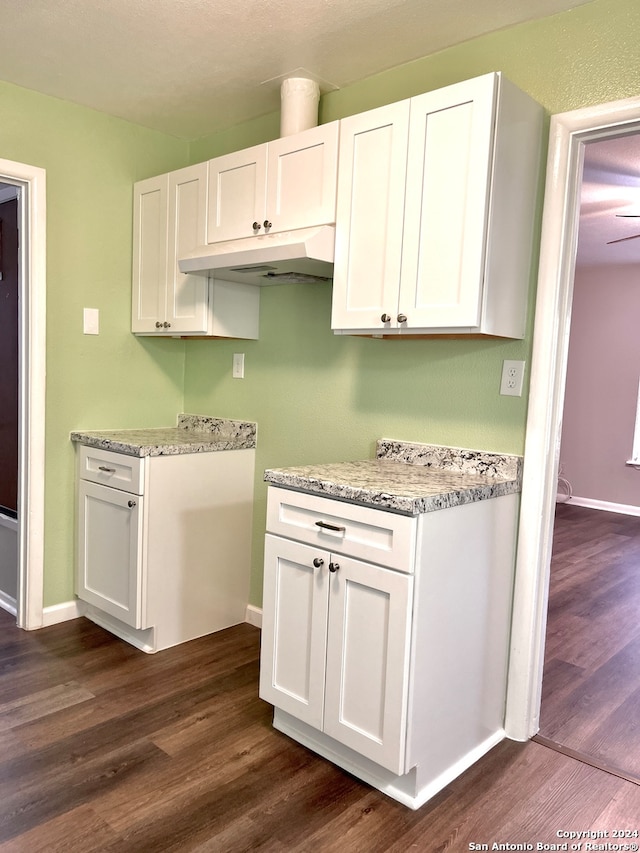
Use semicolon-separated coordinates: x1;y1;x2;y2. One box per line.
78;479;145;629
260;534;413;774
259;485;520;808
76;444;255;653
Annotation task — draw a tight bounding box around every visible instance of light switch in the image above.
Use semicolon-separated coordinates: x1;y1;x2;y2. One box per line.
83;308;99;335
233;352;245;379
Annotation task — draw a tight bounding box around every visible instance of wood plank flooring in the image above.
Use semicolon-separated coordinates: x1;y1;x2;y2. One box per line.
538;502;640;780
1;605;640;851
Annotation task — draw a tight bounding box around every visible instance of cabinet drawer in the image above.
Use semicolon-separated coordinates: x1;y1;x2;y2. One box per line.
266;487;416;573
78;446;145;495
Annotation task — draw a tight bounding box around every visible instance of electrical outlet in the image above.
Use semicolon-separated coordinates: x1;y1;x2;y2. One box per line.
500;359;525;397
232;352;245;379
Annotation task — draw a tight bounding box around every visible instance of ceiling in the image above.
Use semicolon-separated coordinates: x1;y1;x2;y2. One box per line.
2;0;633;268
0;0;594;141
578;134;640;266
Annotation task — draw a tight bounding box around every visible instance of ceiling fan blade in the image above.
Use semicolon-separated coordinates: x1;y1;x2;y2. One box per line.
607;233;640;244
615;213;640;217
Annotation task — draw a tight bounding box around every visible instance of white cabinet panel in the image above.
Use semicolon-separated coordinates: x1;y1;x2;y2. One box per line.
266;122;339;232
207;145;266;243
77;480;145;629
166;164;210;332
132;174;168;331
323;555;413;775
259;535;329;729
399;76;495;329
208;122;339;244
331;101;409;331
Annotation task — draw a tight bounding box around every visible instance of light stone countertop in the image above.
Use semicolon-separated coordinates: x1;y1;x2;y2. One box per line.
71;414;256;457
264;440;522;515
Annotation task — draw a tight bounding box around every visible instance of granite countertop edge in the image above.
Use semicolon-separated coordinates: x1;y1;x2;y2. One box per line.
264;442;523;516
70;413;257;457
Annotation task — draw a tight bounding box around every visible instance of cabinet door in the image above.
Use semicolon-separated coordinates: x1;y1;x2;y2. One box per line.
259;535;329;730
207;145;267;243
323;555;413;775
266;122;339;232
132;174;169;333
398;74;497;330
77;481;145;629
331;100;410;332
166;163;210;334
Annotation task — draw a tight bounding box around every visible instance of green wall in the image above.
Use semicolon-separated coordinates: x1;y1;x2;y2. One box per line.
0;81;191;605
5;0;640;610
183;0;640;606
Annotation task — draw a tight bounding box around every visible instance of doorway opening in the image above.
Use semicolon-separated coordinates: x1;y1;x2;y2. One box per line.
0;158;46;630
504;94;640;748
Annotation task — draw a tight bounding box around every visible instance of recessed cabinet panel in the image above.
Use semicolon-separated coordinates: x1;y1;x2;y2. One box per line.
399;77;495;329
132;175;168;331
166;164;210;332
207;146;266;243
77;480;144;629
323;556;413;775
267;122;339;231
331;100;410;331
259;535;329;730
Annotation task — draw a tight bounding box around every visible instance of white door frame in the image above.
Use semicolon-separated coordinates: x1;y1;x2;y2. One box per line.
0;158;46;630
504;95;640;740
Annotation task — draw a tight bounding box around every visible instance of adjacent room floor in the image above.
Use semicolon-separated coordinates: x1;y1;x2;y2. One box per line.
538;502;640;783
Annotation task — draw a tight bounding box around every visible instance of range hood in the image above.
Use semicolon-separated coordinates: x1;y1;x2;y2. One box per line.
178;225;335;286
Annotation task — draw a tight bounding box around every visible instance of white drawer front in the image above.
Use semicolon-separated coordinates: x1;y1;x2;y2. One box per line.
266;487;416;573
79;446;145;495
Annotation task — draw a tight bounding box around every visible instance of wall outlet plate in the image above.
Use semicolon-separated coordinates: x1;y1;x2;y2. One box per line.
500;359;525;397
232;352;245;379
83;307;99;335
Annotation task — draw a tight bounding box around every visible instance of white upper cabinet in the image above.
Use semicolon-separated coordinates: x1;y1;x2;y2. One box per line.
132;162;259;338
207;121;340;243
331;73;543;338
331;100;410;331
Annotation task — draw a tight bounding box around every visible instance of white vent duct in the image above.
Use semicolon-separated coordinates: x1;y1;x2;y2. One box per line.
280;77;320;136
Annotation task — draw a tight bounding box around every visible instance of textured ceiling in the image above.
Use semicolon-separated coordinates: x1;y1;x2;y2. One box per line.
0;0;594;140
578;134;640;266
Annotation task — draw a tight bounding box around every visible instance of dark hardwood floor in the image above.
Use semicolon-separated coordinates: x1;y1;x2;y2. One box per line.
1;604;639;852
539;502;640;781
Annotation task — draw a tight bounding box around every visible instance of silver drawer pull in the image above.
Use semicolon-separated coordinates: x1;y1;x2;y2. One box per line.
315;520;346;533
98;466;116;473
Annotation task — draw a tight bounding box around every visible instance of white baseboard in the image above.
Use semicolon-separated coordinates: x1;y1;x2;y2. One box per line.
245;604;262;629
0;590;17;616
568;496;640;517
42;599;83;626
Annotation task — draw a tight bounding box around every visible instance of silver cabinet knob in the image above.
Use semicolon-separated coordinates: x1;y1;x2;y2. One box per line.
155;321;163;328
263;220;272;229
397;313;407;323
127;500;136;508
312;557;324;568
163;321;171;329
329;562;340;573
380;313;392;323
252;221;261;231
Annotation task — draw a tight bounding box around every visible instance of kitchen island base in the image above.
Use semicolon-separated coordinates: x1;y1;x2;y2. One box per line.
260;465;520;808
